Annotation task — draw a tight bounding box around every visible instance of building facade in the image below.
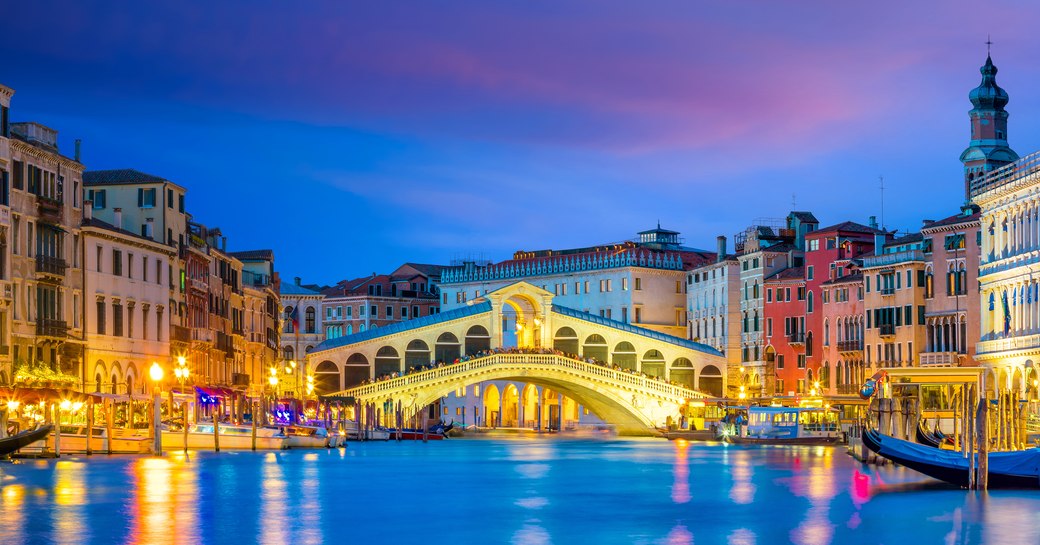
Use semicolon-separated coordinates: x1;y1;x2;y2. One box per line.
440;227;711;338
81;215;176;394
687;236;740;384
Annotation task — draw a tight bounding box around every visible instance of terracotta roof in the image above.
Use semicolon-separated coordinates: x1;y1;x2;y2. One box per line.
229;249;274;261
84;168;168;186
922;210;981;230
821;272;863;286
810;221;884;236
766;266;805;281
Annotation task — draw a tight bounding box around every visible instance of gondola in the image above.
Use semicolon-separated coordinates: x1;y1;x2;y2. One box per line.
915;422;943;448
862;428;1040;489
0;425;54;457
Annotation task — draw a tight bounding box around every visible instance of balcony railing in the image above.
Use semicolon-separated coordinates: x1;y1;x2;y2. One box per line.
880;287;895;296
976;333;1040;356
863;250;925;268
919;352;960;366
37;196;62;222
837;340;864;352
787;332;805;344
35;255;67;277
172;325;191;343
878;324;896;336
36;319;68;339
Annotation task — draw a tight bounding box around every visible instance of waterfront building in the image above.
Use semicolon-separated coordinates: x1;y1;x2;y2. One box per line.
3;101;86;388
802;221;882;393
81;212;176;393
763;266;806;395
820;266;866;394
920;208;981;367
967;52;1040;395
734;212;814;396
860;233;928;370
321;263;443;342
280;277;325;378
231;249;280;391
686;236;740;383
439;226;711;338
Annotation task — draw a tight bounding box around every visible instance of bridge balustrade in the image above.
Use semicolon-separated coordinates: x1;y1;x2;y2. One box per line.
343;353;709;402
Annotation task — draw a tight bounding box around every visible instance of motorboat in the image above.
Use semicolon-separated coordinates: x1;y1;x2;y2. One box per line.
0;425;53;457
389;422;454;441
726;406;843;445
275;425;335;449
862;428;1040;489
161;422;288;450
18;425;151;455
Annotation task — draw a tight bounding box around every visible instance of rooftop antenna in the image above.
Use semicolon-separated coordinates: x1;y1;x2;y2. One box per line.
791;193;797;210
879;175;885;230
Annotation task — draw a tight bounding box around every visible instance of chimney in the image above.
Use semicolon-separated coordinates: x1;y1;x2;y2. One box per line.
868;215;878;229
83;200;92;221
294;276;301;286
74;139;81;163
221;236;227;252
716;235;727;263
113;207;122;229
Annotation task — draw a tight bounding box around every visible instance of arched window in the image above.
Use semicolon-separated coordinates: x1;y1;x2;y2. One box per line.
824;319;830;346
807;291;814;313
305;307;316;333
283;346;294;361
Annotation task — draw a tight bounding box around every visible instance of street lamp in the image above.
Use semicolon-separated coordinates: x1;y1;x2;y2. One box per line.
149;362;164;456
174;356;191;453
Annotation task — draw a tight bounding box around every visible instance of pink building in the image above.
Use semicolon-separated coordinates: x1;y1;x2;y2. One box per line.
820;268;866;395
920;206;981;366
763;267;806;395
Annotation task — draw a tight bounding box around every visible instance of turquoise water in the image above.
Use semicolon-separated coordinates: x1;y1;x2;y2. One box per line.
1;438;1038;544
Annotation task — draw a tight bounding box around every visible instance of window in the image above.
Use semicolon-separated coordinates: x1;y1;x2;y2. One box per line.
127;253;134;279
767;318;773;336
635;307;642;324
112;250;122;276
777;354;785;369
90;189;106;209
622;278;628;291
386;306;394;319
113;303;124;336
179;194;185;212
634;278;642;291
622;307;628;322
797;354;806;368
766;289;772;303
807;291;814;313
96;301;106;334
305;307;316;333
807;266;814;281
138;187;156;208
370;305;377;318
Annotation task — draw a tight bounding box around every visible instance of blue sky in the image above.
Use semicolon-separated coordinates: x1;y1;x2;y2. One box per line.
3;1;1040;284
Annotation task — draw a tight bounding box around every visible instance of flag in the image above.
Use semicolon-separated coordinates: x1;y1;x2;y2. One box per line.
289;305;299;335
1002;290;1011;336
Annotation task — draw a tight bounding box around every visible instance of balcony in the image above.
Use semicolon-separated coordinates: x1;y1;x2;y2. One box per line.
190;278;207;293
976;333;1040;356
880;287;895;296
878;324;895;336
35;255;67;280
192;328;214;344
36;196;62;222
231;373;251;386
172;325;191;343
837;340;864;353
863;250;925;268
919;352;960;367
787;332;805;345
36;319;68;339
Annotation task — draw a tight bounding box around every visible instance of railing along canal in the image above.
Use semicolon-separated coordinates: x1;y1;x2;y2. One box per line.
344;354;709;400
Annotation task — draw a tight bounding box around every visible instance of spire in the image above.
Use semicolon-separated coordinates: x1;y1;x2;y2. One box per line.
961;46;1019;202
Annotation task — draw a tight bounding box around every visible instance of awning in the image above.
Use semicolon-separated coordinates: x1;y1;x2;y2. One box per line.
194;386;236;398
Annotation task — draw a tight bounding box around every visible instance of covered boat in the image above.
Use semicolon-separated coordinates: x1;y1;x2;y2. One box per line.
726;406;842;445
862;428;1040;489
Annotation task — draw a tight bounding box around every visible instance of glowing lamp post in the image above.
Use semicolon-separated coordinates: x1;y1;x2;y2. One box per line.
174;356;191;453
149;362;164;456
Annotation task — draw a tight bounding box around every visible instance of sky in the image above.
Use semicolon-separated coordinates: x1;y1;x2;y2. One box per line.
4;1;1040;285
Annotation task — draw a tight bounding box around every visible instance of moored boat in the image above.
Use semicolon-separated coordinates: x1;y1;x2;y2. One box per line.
726;406;842;445
0;425;53;457
862;428;1040;489
161;423;288;450
276;425;335;448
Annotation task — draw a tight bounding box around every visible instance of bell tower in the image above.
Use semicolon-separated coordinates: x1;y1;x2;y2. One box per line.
960;50;1018;202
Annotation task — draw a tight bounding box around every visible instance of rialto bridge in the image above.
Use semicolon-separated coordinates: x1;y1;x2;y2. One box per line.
306;282;727;435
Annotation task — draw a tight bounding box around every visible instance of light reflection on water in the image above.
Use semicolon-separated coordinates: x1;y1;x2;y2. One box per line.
0;439;1039;544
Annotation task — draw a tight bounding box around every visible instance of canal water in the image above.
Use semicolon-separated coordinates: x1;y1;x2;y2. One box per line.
1;438;1038;545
